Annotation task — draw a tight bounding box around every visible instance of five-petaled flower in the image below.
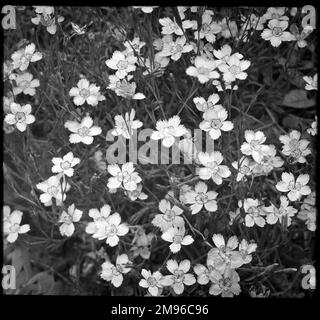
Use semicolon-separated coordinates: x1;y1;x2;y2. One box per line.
4;102;35;132
51;151;80;177
58;203;83;237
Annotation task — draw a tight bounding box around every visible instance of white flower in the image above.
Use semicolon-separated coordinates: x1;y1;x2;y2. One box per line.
263;7;289;21
193;93;222;114
159;17;184;36
106;51;137;79
207;234;244;272
279;130;311;163
161;226;194;253
240;130;270;163
219;17;238;39
64;116;102;145
58;204;83;237
140;52;170;77
199;106;234;140
303;74;317;91
238;239;257;264
261;19;294;47
93;212;129;247
265;196;297;226
108;76;145;99
159;36;193;61
131;228;154;259
107;162;142;191
290;24;313;48
186;56;219;83
151;115;187;147
33;6;54;15
194;11;222;43
31;9;64;35
4;103;35;132
276;172;311;201
197;151;231;185
3;208;30;243
307;116;317;136
36;175;70;206
183;182;218;214
166;259;196;295
69;78;105;106
209;268;241;297
132;6;158;13
11;43;42;71
12;72;40;96
3;93;14;114
51;152;80;177
112;109;143;139
297;192;316;231
152;199;185;232
213;44;243;65
126;184;148;201
100;254;132;287
242;198;268;228
232;156;254;182
217;54;251;83
123;37;145;55
85;204;113;235
139;269;173;296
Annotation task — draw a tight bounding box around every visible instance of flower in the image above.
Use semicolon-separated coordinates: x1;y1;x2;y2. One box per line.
140;52;170;77
265;196;297;227
276;172;311;201
290;24;313;48
131;228;154;259
207;234;244;272
303;74;317;91
159;36;193;61
261;19;294;47
33;6;54;15
166;259;196;294
197;151;231;185
232;156;254;182
126;184;148;201
58;203;83;237
219;17;238;39
101;254;132;287
209;268;241;297
51;152;80;177
238;239;257;264
31;7;64;35
263;7;289;21
151;115;187;147
217;54;251;83
242;198;268;228
106;51;137;79
69;78;105;106
139;269;173;296
186;56;219;83
159;17;184;36
123;37;145;55
12;72;40;96
112;109;143;139
240;130;270;163
107;162;142;191
3;93;14;114
194;11;222;43
297;192;316;231
193;93;222;114
93;212;129;246
132;6;158;13
4;103;35;132
3;207;30;243
161;226;194;253
279;130;311;163
64;116;102;145
36;175;70;206
307;116;317;136
183;182;218;214
11;43;42;71
152;199;185;232
213;44;243;65
107;76;145;99
85;204;113;235
199;106;234;140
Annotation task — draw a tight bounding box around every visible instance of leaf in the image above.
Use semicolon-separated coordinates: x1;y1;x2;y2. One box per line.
282;90;315;108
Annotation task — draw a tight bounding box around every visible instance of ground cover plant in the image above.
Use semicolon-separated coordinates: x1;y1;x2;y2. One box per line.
2;6;317;297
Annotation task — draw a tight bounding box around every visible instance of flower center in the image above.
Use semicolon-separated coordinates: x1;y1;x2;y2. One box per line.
288;139;299;149
198;67;210;75
173;235;183;243
207;161;218;169
15;112;26;122
210;119;222;129
240;165;250;174
164;209;175;222
62;214;72;224
47;186;58;196
107;224;118;236
117;60;128;70
229;65;241;75
19;80;30;89
295;182;302;191
287;181;295;190
40;14;54;27
147;276;157;287
195;192;208;204
61;161;71;170
248;207;259;216
10;223;20;233
174;270;185;282
77;126;90;137
79;88;90;98
272;27;283;37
